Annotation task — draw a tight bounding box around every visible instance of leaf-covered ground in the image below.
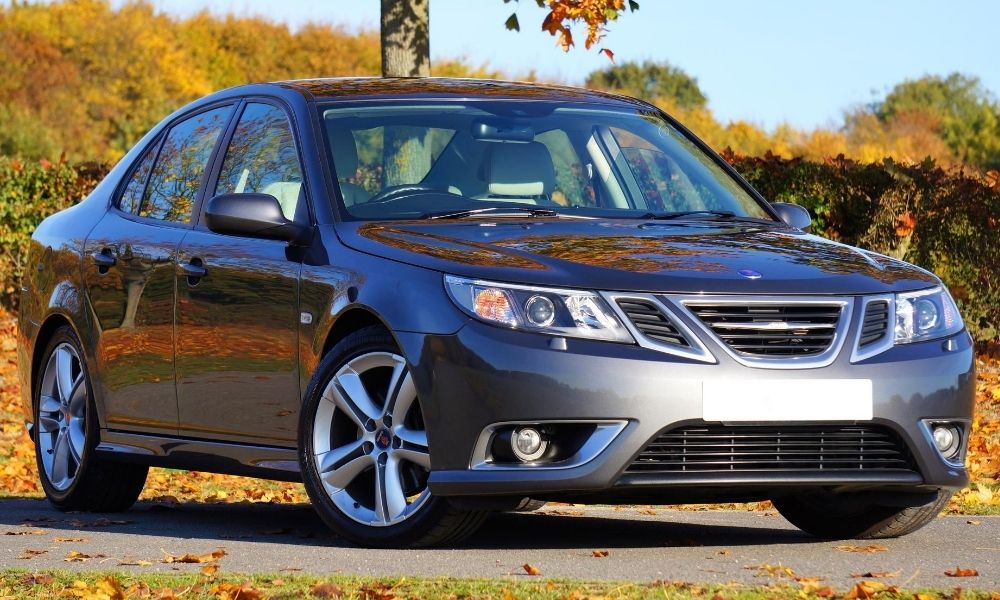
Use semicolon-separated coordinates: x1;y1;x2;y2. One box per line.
1;309;998;512
1;570;999;600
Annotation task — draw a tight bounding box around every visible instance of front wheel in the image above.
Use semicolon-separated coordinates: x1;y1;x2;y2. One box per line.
299;326;487;548
773;490;952;539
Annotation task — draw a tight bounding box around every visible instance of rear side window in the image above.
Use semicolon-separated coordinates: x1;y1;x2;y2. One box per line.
118;141;158;214
215;103;304;221
140;106;233;223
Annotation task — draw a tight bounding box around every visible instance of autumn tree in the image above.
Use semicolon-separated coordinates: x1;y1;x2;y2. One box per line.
585;60;706;108
875;73;1000;169
379;0;640;77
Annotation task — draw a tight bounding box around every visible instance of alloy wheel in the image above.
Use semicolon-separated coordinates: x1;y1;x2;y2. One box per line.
311;352;431;527
37;342;87;491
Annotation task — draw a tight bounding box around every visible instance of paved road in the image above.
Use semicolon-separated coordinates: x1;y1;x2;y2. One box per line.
0;499;996;590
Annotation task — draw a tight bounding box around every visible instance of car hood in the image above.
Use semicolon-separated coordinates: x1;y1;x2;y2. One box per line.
336;219;939;295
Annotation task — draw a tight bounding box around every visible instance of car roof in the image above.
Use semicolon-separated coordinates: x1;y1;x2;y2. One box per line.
262;77;646;107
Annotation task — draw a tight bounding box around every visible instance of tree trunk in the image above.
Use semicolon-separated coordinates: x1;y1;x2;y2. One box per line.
380;0;430;77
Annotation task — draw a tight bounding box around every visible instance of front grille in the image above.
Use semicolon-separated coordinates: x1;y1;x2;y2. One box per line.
685;302;842;357
859;300;890;347
626;425;916;474
616;299;689;347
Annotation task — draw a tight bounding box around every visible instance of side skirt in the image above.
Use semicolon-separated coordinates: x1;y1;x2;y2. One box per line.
96;430;302;483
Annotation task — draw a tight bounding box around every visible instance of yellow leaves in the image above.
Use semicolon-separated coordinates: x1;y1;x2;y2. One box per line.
66;577;126;600
540;0;634;52
161;547;226;564
751;563;795;578
844;580;898;599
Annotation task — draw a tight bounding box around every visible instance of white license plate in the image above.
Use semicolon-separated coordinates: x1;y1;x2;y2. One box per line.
702;379;873;422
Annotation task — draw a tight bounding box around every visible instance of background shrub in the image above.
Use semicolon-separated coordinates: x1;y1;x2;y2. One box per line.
3;154;999;344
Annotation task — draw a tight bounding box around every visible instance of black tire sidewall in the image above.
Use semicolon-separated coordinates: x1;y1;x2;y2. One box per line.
298;326;454;547
33;325;99;506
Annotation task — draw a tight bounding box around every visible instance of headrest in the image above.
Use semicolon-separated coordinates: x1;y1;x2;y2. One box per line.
482;142;555;197
328;128;358;178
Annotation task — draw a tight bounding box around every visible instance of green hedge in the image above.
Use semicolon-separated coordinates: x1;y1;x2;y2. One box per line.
3;154;999;343
0;158;103;299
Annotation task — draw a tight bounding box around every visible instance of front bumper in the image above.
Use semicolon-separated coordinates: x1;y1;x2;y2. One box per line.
397;319;975;501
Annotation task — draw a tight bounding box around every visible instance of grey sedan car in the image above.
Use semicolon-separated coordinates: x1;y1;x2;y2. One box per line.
16;78;974;547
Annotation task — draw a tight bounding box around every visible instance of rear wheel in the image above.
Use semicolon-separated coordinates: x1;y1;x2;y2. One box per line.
773;490;952;539
300;326;486;547
34;325;148;512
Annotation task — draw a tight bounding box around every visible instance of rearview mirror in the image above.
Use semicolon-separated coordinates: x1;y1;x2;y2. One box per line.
204;193;307;243
771;202;812;231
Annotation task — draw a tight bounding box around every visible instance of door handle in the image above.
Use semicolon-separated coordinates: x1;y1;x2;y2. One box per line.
92;249;116;274
180;258;207;284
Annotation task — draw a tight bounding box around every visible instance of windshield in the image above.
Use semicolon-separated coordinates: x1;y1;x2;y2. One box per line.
319;101;773;221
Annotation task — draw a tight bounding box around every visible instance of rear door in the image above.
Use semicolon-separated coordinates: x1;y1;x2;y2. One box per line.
83;104;235;434
175;101;306;445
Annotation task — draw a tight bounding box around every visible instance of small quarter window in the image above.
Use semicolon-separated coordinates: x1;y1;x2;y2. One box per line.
118;141;159;214
140;106;232;223
215;103;304;221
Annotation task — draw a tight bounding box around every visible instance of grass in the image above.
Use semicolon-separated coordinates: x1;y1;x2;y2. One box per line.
1;570;998;600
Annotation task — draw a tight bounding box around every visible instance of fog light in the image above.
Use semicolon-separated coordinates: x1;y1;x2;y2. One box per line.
512;427;547;461
932;424;961;460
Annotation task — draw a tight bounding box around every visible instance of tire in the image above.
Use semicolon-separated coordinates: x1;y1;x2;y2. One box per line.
33;325;148;512
511;498;547;513
299;326;487;548
773;490;952;539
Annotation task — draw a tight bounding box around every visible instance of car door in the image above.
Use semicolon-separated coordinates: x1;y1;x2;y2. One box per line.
175;101;305;445
83;104;235;434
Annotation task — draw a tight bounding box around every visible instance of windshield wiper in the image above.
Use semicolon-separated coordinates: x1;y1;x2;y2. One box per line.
424;207;560;220
638;210;738;220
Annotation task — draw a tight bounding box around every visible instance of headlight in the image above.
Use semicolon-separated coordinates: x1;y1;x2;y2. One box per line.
894;286;963;344
444;275;634;343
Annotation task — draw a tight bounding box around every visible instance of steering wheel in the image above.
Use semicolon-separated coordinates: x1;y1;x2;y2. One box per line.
366;184;446;204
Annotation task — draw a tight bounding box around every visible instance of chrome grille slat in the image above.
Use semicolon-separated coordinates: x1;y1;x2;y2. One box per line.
685;302;844;357
627;425;918;474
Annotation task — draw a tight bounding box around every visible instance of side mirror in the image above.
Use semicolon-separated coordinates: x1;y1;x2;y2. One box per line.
204;193;306;243
771;202;812;231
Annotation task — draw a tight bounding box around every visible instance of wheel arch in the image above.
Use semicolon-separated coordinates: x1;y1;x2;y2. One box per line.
320;305;391;357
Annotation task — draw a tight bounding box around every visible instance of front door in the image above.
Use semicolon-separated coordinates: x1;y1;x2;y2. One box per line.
175;101;306;445
84;104;235;433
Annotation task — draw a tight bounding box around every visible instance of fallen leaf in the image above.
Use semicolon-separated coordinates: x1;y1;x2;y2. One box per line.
751;563;795;578
209;581;263;600
201;564;219;575
717;550;732;556
54;536;87;542
638;508;658;516
162;547;227;564
815;587;835;597
944;567;979;577
846;581;888;599
914;594;936;600
4;529;46;536
21;573;54;586
592;550;609;557
522;563;542;576
16;549;47;559
311;582;344;598
65;550;107;562
967;520;982;525
850;571;900;579
835;544;888;553
118;559;154;566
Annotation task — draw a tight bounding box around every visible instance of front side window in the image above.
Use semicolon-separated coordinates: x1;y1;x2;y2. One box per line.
319;101;773;221
141;106;232;223
215;103;305;221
